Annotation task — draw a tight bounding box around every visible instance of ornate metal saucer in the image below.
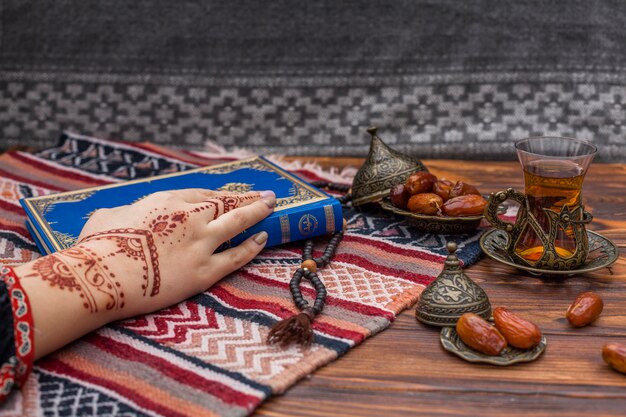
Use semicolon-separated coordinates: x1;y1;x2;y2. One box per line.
480;229;619;277
352;127;428;206
440;327;547;366
416;242;491;326
380;197;483;234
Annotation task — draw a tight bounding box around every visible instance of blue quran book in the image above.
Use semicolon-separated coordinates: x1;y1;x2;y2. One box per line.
20;156;343;254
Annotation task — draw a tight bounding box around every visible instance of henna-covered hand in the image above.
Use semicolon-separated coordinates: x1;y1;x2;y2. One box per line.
15;188;275;358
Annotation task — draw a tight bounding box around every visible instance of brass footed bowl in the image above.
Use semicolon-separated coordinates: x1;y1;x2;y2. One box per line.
379;197;483;234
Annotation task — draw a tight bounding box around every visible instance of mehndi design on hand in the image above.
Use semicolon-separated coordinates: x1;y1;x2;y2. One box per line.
192;194;259;219
30;246;126;313
29;228;160;312
80;228;160;297
148;211;189;238
26;192;260;313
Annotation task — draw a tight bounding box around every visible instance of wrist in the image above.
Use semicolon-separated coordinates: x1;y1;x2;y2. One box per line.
25;241;132;322
59;238;152;322
75;229;162;320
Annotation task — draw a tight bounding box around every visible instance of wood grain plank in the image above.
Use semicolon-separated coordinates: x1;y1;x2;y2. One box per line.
255;158;626;417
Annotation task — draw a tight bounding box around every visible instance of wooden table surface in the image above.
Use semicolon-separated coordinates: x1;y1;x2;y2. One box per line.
255;158;626;417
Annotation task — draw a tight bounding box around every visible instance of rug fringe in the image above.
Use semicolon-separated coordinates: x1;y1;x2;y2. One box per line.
202;140;357;184
266;155;356;185
198;140;255;159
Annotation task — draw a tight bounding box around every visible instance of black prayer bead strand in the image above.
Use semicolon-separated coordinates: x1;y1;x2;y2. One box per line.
288;268;327;314
288;231;344;318
311;181;351;193
302;240;314;261
313;230;343;268
311;180;352;205
337;193;351;205
289;269;308;310
303;269;327;314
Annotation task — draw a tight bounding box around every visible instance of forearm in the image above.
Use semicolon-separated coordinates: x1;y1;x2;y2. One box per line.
0;188;272;405
13;239;142;359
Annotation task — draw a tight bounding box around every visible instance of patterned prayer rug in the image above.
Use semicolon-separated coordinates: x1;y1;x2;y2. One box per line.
0;133;497;417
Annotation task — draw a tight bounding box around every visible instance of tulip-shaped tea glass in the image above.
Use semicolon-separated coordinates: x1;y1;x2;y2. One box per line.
484;137;597;271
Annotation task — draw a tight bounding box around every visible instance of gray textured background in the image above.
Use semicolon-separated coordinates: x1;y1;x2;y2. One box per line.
1;0;625;160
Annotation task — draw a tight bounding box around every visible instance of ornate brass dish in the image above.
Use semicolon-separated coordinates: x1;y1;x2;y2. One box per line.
441;327;547;366
351;127;428;206
380;197;483;234
480;229;618;277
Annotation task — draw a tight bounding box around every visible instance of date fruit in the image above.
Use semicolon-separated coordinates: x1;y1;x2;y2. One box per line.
433;179;454;201
389;184;410;210
449;181;482;199
493;307;542;349
442;194;488;217
456;313;507;356
602;343;626;374
405;172;438;195
566;292;603;327
407;193;443;215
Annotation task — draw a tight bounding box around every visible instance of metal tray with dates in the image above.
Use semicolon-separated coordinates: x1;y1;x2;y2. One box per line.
441;327;547;366
379;197;484;234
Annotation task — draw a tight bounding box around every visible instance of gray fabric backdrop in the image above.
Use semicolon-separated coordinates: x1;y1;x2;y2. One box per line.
1;0;625;161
